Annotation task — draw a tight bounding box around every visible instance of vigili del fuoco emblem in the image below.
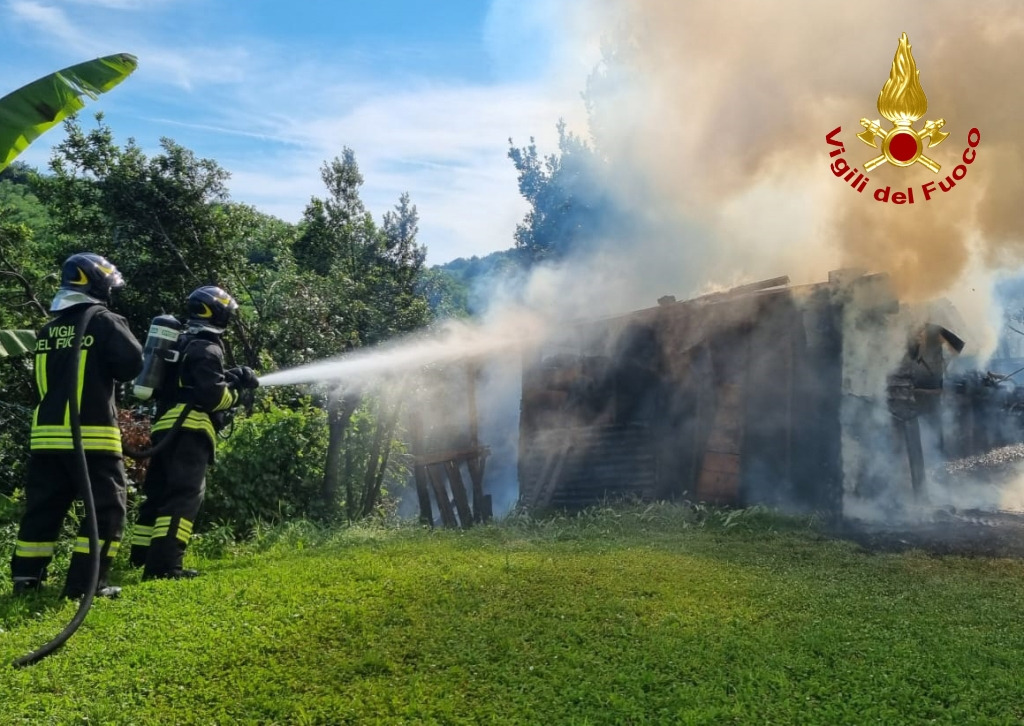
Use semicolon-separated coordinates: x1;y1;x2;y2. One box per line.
856;32;948;172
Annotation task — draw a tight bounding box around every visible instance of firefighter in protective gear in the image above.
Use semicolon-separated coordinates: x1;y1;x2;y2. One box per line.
11;253;143;599
130;285;259;579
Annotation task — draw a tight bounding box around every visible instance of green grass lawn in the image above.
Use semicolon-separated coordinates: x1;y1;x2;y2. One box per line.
2;504;1023;725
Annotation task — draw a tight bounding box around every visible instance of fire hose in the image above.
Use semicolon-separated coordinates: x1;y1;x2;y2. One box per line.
11;311;192;668
12;304;103;668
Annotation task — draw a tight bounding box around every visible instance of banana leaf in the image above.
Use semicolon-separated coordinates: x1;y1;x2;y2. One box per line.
0;329;35;358
0;53;138;173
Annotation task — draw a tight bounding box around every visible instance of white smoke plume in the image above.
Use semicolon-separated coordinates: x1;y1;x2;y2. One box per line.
564;0;1024;305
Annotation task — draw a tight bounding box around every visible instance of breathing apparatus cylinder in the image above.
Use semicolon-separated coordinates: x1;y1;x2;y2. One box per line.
133;314;182;400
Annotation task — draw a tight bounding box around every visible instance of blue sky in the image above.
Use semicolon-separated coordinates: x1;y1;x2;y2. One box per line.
2;0;596;264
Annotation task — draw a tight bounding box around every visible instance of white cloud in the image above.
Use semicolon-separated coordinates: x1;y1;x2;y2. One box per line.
64;0;173;8
9;1;82;46
7;0;252;90
220;80;582;263
4;0;593;264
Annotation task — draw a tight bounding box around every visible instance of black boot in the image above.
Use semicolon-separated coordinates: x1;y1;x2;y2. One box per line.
63;556;119;600
129;544;148;568
12;577;41;595
142;532;195;581
60;583;122;600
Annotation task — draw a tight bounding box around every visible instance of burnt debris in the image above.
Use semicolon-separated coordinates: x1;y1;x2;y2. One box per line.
517;270;1024;536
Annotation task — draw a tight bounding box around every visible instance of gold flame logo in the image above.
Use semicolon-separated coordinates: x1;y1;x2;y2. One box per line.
856;33;949;172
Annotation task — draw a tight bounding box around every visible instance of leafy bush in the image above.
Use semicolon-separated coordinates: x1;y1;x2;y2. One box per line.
0;397;31;498
203;398;328;534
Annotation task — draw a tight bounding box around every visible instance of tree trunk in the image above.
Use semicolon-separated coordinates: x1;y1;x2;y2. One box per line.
359;413;387;518
344;426;355;521
359;397;404;518
323;391;359;519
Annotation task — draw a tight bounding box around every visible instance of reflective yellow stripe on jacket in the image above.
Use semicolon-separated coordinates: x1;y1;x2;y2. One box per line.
151;404;216;447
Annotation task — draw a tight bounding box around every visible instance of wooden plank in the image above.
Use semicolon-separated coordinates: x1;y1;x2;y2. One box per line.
467;363;479;449
409;412;433;525
535;444;571;509
725;275;790;296
701;451;741;475
444;460;474;528
415;446;490;467
528;428;575;510
467;455;488;523
426;464;458;528
697;469;739;503
696;380;745;504
902;418;926;496
706;429;742;454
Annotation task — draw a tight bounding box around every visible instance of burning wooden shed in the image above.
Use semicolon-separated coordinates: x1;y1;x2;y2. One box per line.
517;270;1021;519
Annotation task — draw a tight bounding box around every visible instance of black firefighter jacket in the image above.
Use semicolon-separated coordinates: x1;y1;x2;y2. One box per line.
150;331;238;452
30;303;143;456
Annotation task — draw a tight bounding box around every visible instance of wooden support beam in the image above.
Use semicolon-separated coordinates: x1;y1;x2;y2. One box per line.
467;362;479;449
426;464;458;528
415;446;490;467
467;455;488;523
409;412;432;525
413;465;432;526
902;417;927;496
726;275;790;296
444;460;474;528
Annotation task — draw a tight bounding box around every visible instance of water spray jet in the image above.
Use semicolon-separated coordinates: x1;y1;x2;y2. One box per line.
256;309;549;391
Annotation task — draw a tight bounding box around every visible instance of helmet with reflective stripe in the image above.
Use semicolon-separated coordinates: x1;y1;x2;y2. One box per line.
186;285;238;332
60;253;125;301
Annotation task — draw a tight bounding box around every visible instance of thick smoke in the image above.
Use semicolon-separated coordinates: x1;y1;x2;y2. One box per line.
565;0;1024;307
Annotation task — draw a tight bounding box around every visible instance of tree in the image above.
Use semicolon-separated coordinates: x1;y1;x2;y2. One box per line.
372;192;429;342
0;181;51;325
293;149;430;519
417;267;469;320
0;117;435;525
293;149;367;278
508;120;628;264
0;161;38;185
0;171;53;494
431;249;526;315
35;115;260;352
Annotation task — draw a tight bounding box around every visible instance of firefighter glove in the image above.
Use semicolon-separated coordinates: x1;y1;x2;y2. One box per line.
226;366;259;390
236;366;259;389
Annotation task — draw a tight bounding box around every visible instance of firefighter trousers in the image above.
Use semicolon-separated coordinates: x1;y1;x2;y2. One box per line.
11;452;127;595
130;429;210;577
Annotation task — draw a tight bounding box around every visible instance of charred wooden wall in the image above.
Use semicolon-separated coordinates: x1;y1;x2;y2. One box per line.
518;281;848;516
